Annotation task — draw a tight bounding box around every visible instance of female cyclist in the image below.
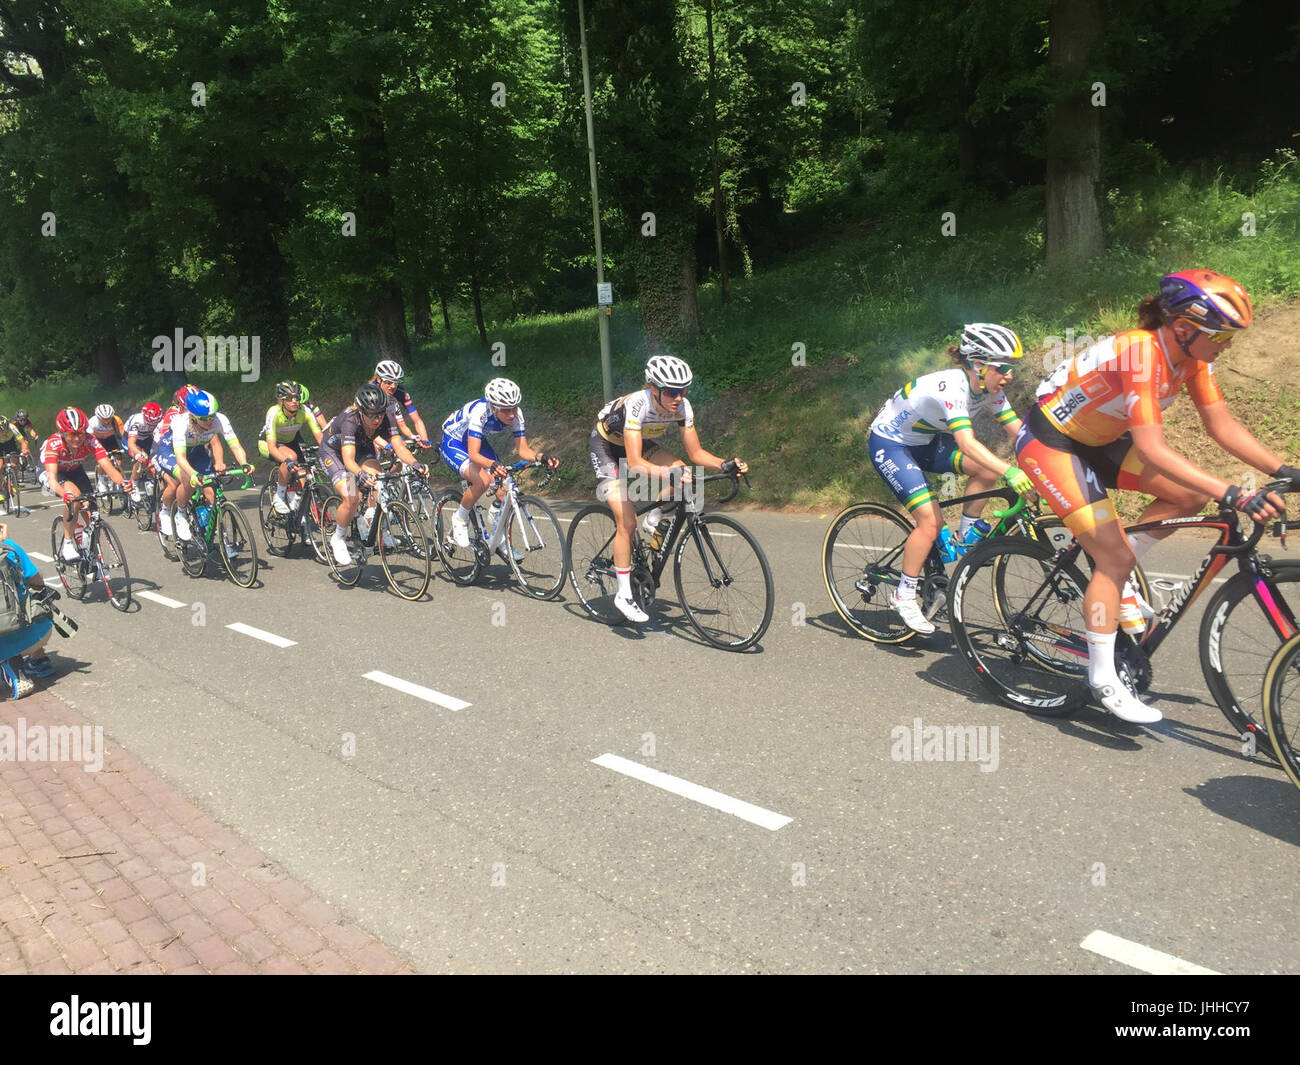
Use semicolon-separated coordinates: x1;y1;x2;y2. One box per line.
1016;270;1291;724
869;323;1034;636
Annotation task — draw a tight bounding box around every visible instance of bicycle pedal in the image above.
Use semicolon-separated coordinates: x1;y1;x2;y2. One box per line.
924;593;947;620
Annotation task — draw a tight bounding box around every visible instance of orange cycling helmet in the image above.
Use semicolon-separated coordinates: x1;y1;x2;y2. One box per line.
1159;270;1253;333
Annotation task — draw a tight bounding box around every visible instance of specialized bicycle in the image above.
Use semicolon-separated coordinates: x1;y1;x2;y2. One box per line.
257;446;333;564
947;480;1295;750
433;460;566;600
821;485;1150;644
175;469;260;587
49;490;131;611
566;470;774;651
320;470;431;601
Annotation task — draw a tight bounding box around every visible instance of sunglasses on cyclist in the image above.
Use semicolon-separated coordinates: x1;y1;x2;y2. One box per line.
492;405;518;415
658;386;688;398
1197;327;1234;344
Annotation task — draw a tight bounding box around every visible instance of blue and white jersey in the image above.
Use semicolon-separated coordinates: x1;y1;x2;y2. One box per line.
157;411;237;454
441;398;525;445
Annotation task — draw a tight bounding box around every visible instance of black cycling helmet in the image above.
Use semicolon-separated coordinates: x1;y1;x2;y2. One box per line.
275;380;302;401
355;382;387;414
15;409;27;421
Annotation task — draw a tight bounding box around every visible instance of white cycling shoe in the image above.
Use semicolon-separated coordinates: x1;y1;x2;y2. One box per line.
159;510;174;537
60;538;79;562
329;530;352;565
614;594;649;623
889;591;935;635
451;512;471;548
174;512;193;541
271;492;291;515
1090;682;1162;724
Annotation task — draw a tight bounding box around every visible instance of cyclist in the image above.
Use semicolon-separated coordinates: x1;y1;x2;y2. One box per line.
39;408;131;562
373;360;432;447
153;390;252;544
300;384;328;432
10;410;39;443
1016;270;1291;724
869;323;1033;636
319;383;426;565
123;402;163;502
88;403;125;454
260;381;324;514
589;355;747;624
440;378;559;557
0;413;33;504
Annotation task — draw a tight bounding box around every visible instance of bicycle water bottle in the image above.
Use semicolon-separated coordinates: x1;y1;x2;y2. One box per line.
648;519;668;552
196;504;211;531
357;505;376;538
959;518;992;549
937;526;961;564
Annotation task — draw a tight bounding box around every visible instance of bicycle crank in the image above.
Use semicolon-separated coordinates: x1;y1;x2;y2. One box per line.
630;565;656;612
1114;636;1153;694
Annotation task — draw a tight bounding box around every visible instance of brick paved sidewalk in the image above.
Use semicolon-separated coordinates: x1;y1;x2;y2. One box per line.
0;690;415;974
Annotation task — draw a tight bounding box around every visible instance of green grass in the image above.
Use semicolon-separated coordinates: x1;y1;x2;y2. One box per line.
5;150;1298;508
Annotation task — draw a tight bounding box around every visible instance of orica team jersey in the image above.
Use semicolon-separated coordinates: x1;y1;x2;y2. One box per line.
442;398;526;444
1035;329;1224;448
88;414;124;439
596;389;695;446
262;403;318;444
161;411;237;453
871;368;1016;446
40;433;108;471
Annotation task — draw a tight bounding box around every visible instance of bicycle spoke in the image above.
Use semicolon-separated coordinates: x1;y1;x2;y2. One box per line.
675;514;774;650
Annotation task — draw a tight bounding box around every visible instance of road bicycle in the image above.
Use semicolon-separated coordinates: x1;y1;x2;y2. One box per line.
257;446;333;564
379;442;438;546
433;460;566;600
1;454;22;516
17;450;38;486
94;450;128;516
49;490;131;611
1261;626;1300;792
947;480;1295;752
821;485;1150;644
122;463;158;533
174;469;259;587
320;470;431;601
566;470;774;651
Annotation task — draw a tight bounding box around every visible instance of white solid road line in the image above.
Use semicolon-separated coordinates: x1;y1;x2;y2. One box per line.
28;551;54;562
592;753;793;830
225;622;298;648
363;670;472;711
1080;930;1219;975
138;590;186;608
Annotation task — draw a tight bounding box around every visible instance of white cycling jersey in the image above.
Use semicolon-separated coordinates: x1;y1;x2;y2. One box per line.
870;368;1016;446
595;389;695;446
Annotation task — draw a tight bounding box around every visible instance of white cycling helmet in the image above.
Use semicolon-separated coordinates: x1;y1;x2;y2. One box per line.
958;323;1023;363
645;355;693;389
374;360;404;381
484;377;521;408
95;403;115;419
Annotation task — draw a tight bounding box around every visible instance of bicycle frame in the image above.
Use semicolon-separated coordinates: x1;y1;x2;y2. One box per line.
629;472;740;588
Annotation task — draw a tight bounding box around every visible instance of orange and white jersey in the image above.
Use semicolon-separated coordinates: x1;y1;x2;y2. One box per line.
1035;329;1224;447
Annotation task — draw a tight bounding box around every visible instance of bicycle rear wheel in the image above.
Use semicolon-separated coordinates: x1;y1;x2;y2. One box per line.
302;483;333;564
822;502;915;643
674;514;775;651
1263;632;1300;790
378;500;431;601
950;536;1092;715
4;466;19;515
507;494;566;600
217;501;258;587
406;478;439;546
179;507;208;577
50;516;88;601
93;521;131;611
566;504;625;625
433;489;484;586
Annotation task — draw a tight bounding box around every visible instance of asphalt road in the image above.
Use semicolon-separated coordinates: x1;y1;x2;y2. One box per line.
7;482;1298;974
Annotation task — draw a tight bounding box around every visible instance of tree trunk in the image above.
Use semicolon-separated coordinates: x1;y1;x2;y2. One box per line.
92;335;125;387
440;290;452;335
413;284;433;341
705;0;729;302
373;280;409;359
1045;0;1104;272
470;272;488;349
632;216;700;351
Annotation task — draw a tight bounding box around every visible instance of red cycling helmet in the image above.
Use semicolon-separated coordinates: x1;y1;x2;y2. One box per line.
142;402;163;423
56;407;88;433
174;383;198;407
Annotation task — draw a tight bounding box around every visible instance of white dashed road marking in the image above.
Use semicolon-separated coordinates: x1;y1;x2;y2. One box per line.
592;753;792;830
363;670;472;711
138;590;186;608
226;622;298;648
28;551;54;562
1080;930;1219;975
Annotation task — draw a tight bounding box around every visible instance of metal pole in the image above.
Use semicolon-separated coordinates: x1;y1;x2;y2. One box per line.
578;0;614;402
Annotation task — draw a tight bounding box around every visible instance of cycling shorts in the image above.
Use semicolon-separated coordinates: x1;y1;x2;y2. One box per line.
259;434;305;462
153;440;215;480
869;430;966;512
1014;405;1145;534
440;436;497;479
40;466;96;509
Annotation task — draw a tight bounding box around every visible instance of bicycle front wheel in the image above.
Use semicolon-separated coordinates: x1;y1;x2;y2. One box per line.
320;494;362;587
1199;560;1300;760
93;521;131;611
507;495;566;600
822;502;916;643
674;514;774;651
50;516;88;601
217;501;258;587
950;535;1091;715
566;504;625;625
378;500;431;601
258;480;294;557
1263;632;1300;791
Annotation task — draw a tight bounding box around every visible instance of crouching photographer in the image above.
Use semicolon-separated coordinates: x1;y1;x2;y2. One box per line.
0;522;78;700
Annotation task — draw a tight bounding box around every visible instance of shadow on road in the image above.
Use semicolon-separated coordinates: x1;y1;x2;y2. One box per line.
1184;775;1300;846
